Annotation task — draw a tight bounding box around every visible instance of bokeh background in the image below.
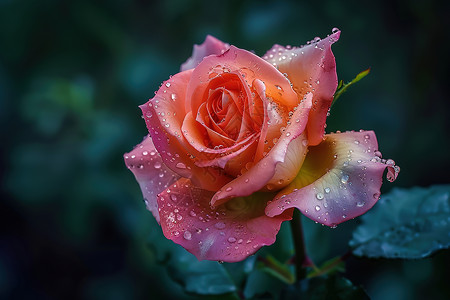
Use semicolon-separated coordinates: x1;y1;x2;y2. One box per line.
1;0;449;299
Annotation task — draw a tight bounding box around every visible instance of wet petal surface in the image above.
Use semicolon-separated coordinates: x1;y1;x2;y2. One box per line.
141;70;232;191
263;30;340;146
211;93;312;207
157;178;292;262
265;131;400;227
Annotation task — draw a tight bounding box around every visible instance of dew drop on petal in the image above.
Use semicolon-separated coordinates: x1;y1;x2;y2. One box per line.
341;174;349;184
154;162;162;169
176;162;186;169
183;231;192;240
315;205;321;211
228;237;236;243
215;222;226;229
324;187;331;194
316;193;324;200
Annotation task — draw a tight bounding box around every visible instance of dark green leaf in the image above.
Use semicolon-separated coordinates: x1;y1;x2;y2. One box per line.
281;275;369;300
332;68;370;105
350;185;450;259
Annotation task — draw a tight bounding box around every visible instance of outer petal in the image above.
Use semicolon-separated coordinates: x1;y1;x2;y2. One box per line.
263;30;340;146
157;178;292;262
181;35;230;71
124;135;179;223
265;131;400;227
211;93;313;207
141;70;232;191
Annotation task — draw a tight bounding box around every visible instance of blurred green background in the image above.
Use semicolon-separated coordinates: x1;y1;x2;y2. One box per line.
1;0;449;299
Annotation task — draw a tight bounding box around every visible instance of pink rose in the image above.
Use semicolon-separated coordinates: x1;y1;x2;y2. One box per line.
124;31;399;262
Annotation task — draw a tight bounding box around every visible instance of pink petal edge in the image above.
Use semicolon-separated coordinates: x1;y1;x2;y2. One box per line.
124;135;179;223
263;30;340;146
181;35;230;72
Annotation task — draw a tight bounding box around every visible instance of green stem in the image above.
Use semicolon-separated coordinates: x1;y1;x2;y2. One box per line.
290;209;307;282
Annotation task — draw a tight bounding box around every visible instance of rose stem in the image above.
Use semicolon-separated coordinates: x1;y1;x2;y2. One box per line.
290;209;307;281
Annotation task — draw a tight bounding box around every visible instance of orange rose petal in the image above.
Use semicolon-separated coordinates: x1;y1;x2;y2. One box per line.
141;70;232;191
210;93;313;207
186;46;299;116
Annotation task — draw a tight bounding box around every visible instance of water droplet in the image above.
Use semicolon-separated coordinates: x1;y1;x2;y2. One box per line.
225;187;233;192
154;162;162;169
228;237;236;243
189;210;196;217
332;27;340;33
302;140;308;146
176;162;186;169
165;82;171;88
286;132;291;137
173;231;180;236
215;222;226;229
342;214;347;219
171;93;176;101
341;174;349;184
316;193;324;200
354;140;360;145
183;231;192;240
170;194;177;202
142;151;148;155
356;201;365;207
324;187;331;194
315;205;321;211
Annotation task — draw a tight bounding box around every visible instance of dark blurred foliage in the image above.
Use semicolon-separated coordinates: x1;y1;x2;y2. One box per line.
1;0;449;299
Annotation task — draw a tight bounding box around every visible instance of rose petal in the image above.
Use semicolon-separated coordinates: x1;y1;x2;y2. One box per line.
141;70;232;191
263;31;340;146
211;93;313;207
124;135;179;223
181;35;230;72
157;178;292;262
265;131;400;227
187;46;299;116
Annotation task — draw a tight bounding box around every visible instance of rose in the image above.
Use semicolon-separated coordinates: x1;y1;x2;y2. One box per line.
124;31;399;262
